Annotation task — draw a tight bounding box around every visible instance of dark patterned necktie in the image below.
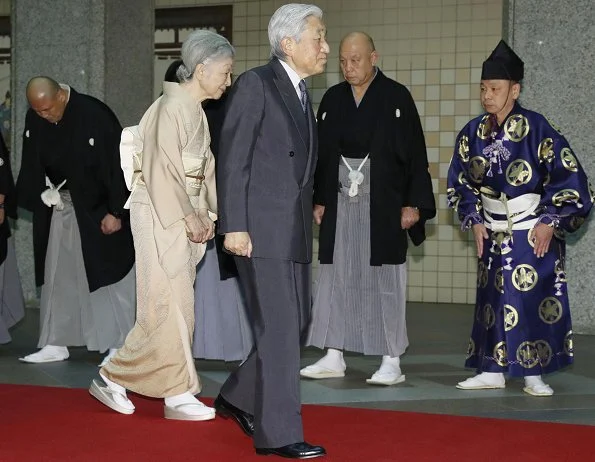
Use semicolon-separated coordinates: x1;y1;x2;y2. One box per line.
299;79;308;113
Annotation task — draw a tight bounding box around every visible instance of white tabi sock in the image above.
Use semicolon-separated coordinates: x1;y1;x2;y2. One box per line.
315;348;345;370
525;375;546;387
376;355;401;375
165;391;203;408
99;372;127;395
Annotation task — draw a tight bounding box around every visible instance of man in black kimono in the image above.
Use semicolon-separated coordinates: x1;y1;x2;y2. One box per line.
301;32;435;385
0;130;25;344
17;77;135;365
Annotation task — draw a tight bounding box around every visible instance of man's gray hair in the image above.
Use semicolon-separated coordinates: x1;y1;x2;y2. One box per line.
268;3;323;60
177;29;235;82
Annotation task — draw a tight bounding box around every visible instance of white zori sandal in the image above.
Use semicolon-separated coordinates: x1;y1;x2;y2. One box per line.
89;375;135;415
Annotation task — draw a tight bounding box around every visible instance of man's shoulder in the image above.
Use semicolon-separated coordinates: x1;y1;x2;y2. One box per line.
377;71;412;95
238;62;274;82
516;105;561;132
321;81;349;102
74;91;120;122
71;92;113;112
457;113;488;138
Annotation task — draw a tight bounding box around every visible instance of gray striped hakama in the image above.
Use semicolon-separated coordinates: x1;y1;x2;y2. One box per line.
0;238;25;344
306;158;409;357
38;192;135;353
192;239;253;362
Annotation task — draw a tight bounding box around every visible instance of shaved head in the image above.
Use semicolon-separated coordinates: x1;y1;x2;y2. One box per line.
340;31;375;54
26;76;61;102
339;31;378;89
26;76;68;123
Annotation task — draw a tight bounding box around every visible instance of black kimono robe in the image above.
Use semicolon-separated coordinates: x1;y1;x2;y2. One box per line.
16;87;134;292
314;70;436;265
0;132;16;265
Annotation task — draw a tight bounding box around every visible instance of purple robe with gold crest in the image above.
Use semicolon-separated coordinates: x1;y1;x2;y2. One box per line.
447;102;593;377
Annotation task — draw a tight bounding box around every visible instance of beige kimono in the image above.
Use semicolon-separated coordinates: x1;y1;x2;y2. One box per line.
102;82;216;398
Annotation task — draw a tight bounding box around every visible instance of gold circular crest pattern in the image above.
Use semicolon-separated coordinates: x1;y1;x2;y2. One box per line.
569;216;585;231
552;189;580;207
458;135;470;162
539;297;563;324
506;159;533;186
457;172;469;185
560;147;578;172
512;264;538;292
564;330;574;357
516;341;539;368
494;267;504;294
468;156;489;184
466;338;475;359
504;304;518;331
534;340;553;367
483;303;495;329
477;115;491;140
477;261;488;288
494;341;508;367
504;114;530;142
538;138;555;164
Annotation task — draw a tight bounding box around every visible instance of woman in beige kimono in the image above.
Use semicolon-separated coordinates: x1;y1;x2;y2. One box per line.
89;30;234;421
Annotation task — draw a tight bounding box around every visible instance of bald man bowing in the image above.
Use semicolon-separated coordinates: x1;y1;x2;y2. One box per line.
301;32;435;385
17;77;135;365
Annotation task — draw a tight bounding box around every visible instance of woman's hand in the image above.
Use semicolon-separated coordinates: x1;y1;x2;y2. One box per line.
184;210;214;243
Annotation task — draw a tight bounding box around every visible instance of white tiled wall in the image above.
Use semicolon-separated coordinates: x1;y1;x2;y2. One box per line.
157;0;503;304
5;0;504;304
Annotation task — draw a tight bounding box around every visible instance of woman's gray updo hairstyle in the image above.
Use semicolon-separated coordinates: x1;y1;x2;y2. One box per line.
176;29;235;82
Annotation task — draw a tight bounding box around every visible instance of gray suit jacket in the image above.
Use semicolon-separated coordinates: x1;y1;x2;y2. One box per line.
217;58;317;263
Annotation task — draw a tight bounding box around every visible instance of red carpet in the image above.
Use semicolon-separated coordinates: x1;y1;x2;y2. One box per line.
0;384;593;462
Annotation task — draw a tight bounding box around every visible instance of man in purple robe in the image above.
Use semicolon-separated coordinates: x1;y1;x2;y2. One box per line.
447;40;593;396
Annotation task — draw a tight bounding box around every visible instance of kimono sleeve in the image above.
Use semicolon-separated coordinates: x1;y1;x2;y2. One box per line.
0;132;15;218
401;87;435;220
196;149;217;216
94;106;129;218
142;105;195;229
313;91;332;206
16;111;45;213
447;125;483;229
537;133;594;232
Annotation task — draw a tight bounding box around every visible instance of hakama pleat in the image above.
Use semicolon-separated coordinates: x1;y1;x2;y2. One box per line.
0;238;25;344
38;192;135;352
306;159;409;356
192;239;252;361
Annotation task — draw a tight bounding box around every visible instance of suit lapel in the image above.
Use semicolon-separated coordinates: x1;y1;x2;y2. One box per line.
271;59;309;148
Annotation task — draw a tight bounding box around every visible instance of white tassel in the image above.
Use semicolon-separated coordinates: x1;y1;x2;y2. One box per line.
40;178;67;210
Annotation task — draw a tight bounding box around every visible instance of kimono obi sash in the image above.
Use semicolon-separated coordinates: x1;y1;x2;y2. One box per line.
120;125;209;208
481;192;540;233
180;150;208;197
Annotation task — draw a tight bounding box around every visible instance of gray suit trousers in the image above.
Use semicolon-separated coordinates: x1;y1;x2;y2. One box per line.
221;256;310;448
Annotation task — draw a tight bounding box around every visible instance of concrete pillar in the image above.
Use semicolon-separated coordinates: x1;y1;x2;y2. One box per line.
504;0;595;333
12;0;155;301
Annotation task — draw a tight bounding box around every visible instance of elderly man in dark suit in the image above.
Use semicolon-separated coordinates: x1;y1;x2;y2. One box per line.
214;3;329;460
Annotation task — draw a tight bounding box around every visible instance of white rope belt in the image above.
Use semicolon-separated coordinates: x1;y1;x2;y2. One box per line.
481;193;540;232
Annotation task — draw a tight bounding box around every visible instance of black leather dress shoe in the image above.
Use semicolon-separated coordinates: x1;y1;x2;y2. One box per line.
214;394;255;436
255;442;326;459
